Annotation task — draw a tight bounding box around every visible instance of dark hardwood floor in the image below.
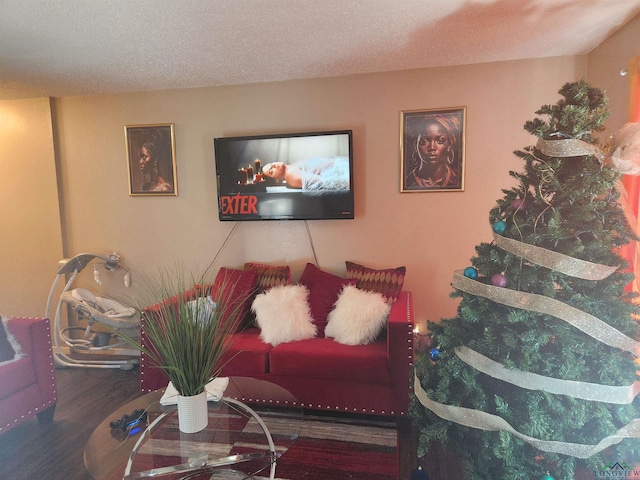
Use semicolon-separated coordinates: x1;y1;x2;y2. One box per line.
0;366;421;480
0;366;142;480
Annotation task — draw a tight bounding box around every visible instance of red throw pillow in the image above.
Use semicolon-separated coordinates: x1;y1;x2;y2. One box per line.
345;261;406;304
244;262;292;292
298;263;356;336
211;267;258;330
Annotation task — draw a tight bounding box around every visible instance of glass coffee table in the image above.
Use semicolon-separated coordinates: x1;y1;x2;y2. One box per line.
85;377;304;480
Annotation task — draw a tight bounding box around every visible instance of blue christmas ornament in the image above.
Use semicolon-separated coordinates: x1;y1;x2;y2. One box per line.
463;267;478;279
428;347;440;361
492;220;507;234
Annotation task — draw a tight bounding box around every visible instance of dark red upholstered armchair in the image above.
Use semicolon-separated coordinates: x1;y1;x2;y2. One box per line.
0;317;58;434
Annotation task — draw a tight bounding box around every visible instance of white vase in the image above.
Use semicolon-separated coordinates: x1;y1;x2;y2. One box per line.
177;391;208;433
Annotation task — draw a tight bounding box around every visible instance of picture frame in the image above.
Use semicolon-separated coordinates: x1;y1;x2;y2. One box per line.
125;123;177;196
400;107;466;192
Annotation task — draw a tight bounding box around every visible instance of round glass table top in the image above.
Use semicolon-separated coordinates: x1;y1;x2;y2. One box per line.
84;377;304;480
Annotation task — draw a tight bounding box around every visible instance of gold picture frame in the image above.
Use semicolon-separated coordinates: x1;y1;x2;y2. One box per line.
125;123;177;196
400;107;466;192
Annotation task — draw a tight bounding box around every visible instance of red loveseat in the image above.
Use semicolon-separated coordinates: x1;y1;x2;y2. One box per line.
139;262;415;418
0;317;58;434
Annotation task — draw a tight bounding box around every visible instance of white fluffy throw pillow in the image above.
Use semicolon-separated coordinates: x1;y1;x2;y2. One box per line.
252;284;317;346
325;285;391;345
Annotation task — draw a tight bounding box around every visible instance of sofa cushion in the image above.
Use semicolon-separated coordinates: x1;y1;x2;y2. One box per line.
244;262;292;292
243;263;293;327
252;284;317;346
220;328;272;376
269;337;389;384
0;356;36;400
211;267;258;330
345;261;406;304
298;263;356;336
325;285;391;345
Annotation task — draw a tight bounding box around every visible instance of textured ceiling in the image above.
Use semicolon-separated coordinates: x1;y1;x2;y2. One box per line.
1;0;639;100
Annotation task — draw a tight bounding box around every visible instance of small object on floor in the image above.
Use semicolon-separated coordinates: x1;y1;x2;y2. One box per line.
109;408;147;431
410;465;430;480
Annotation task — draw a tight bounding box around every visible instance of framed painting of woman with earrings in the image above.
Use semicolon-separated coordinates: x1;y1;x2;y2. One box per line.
125;123;178;196
400;107;466;192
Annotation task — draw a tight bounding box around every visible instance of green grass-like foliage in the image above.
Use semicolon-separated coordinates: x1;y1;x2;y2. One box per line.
115;266;249;397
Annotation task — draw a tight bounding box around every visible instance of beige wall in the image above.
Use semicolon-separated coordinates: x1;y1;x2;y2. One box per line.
51;56;589;328
588;13;640;130
2;13;637;327
0;97;63;317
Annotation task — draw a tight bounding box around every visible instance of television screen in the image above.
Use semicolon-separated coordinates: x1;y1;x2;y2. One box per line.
214;130;354;221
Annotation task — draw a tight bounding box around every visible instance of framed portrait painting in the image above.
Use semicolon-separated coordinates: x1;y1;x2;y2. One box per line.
125;123;177;196
400;107;466;192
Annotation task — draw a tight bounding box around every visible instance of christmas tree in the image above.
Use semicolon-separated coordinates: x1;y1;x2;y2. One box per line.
411;80;640;480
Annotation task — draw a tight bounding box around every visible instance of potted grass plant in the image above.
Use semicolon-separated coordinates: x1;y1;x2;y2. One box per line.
115;266;249;433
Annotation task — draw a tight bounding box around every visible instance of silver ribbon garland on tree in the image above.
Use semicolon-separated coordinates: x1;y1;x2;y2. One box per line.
413;375;640;458
536;138;601;158
451;271;639;354
491;232;619;281
414;123;640;458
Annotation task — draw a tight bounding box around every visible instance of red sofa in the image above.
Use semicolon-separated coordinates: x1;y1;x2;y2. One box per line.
0;317;58;434
140;290;415;417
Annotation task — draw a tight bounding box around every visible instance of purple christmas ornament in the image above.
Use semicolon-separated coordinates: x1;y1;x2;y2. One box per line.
491;273;507;287
511;198;526;210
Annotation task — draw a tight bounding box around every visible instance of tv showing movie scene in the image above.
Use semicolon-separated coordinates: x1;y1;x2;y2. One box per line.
214;130;354;221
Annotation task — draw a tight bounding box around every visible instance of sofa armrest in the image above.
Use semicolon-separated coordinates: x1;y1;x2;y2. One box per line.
5;317;57;404
386;291;414;416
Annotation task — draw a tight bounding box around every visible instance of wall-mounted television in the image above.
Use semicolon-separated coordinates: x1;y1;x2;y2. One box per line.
214;130;354;221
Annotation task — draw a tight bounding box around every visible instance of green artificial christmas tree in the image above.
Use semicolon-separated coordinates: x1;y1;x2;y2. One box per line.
411;80;640;480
